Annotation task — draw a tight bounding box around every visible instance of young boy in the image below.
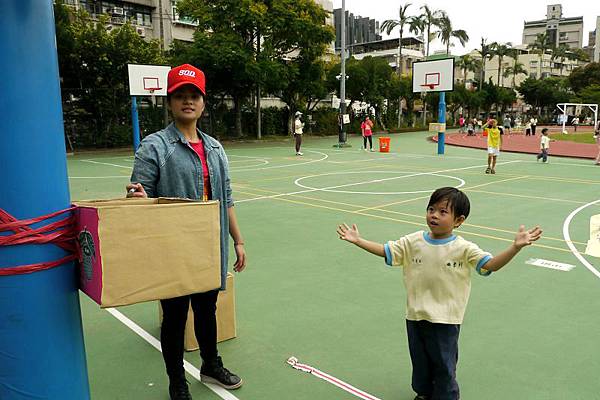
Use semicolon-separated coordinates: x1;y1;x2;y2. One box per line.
536;128;553;163
483;119;501;174
337;187;542;400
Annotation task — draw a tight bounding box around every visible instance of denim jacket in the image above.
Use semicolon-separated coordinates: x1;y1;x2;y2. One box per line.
130;123;233;290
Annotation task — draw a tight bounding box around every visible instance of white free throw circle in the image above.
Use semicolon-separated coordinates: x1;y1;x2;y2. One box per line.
294;171;465;195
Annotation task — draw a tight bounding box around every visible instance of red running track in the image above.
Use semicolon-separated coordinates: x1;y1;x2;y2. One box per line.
432;131;599;159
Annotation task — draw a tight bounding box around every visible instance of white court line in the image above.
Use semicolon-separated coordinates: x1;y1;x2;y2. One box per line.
231;150;329;172
80;159;133;169
562;199;600;280
294;171;465;195
237;160;520;203
106;308;241;400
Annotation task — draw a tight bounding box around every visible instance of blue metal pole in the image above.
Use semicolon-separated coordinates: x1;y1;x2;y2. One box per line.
132;96;141;152
0;1;90;399
437;92;446;155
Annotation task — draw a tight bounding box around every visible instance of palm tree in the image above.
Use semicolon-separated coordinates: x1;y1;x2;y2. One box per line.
456;54;478;87
504;48;527;87
476;38;493;91
381;3;418;129
490;42;512;86
436;13;469;56
416;5;444;126
418;5;444;58
551;43;574;76
381;3;414;75
528;32;553;79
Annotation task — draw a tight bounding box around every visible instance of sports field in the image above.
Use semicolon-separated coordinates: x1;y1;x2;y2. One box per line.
68;130;600;400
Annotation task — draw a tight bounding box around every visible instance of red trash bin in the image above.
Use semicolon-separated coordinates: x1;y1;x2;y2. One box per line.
379;136;390;152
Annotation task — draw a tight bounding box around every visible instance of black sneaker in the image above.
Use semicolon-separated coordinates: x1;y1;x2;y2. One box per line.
200;356;243;389
169;378;192;400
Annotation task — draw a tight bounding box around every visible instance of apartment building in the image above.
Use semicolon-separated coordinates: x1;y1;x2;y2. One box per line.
522;4;583;49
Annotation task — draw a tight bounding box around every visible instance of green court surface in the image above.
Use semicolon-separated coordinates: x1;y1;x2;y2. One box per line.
68;131;600;400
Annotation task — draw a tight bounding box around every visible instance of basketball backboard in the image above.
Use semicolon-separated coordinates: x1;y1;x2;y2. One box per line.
127;64;171;96
412;58;454;93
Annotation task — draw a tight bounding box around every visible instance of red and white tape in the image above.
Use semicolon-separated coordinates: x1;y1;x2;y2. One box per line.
286;356;382;400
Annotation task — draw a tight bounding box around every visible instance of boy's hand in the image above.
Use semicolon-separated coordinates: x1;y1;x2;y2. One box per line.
337;223;360;244
514;225;542;249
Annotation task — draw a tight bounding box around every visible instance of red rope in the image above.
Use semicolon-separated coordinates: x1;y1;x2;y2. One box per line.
0;207;78;276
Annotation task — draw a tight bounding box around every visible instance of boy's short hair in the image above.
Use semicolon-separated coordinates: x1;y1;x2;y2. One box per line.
427;187;470;219
541;128;549;134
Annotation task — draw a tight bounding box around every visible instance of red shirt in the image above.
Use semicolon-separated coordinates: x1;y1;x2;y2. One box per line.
189;140;211;201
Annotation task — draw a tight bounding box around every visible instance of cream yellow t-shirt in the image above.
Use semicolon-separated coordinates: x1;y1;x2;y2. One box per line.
385;231;492;324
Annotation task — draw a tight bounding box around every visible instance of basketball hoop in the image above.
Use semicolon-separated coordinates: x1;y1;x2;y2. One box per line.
421;84;436;90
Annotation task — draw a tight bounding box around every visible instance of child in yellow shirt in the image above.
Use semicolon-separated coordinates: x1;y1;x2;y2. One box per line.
483;119;501;174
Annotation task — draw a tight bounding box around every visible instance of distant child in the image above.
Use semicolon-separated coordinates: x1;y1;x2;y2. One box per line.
337;187;542;400
536;128;553;163
484;119;501;174
525;120;532;136
467;120;474;136
458;115;465;133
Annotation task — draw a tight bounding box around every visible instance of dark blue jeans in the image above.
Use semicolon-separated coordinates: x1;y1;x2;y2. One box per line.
537;148;548;162
406;320;460;400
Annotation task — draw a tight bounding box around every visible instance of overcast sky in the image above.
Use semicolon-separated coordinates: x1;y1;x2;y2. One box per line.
332;0;600;54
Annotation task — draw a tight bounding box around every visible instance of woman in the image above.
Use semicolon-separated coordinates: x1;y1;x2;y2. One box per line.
127;64;246;400
361;116;374;151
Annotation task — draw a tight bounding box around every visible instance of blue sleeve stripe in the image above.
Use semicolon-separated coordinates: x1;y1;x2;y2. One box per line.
476;255;492;276
384;243;393;266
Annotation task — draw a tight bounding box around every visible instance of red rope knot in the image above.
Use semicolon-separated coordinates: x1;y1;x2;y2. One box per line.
0;207;78;276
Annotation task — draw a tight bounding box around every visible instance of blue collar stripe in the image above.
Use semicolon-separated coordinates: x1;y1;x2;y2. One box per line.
423;232;457;245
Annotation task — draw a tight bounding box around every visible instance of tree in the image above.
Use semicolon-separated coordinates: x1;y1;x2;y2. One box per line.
380;2;418;128
518;77;570;116
528;32;553;79
436;13;469;56
490;42;512;87
456;54;478;87
176;0;333;137
476;38;493;91
54;3;165;147
503;48;527;88
417;5;444;58
568;62;600;93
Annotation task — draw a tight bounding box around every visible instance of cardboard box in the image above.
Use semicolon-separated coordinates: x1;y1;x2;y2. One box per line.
159;272;237;350
74;198;221;308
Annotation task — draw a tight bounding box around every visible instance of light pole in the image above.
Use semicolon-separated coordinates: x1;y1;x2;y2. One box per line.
338;0;347;145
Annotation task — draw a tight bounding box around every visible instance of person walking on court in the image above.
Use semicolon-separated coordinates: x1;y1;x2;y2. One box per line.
337;187;542;400
127;64;246;400
458;114;465;133
361;116;374;151
484;119;501;174
572;116;580;132
503;114;511;134
536;128;553;163
294;111;304;156
594;121;600;165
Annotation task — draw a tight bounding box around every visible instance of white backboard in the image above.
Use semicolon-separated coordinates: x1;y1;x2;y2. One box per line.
412;58;454;93
128;64;171;96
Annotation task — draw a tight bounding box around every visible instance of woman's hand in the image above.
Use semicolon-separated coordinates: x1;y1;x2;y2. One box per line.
233;243;246;272
126;183;148;198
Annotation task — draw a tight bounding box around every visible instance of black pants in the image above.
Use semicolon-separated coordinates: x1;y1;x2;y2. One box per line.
406;320;460;400
160;290;219;380
537;148;548;162
531;125;536;135
363;135;372;149
295;134;302;152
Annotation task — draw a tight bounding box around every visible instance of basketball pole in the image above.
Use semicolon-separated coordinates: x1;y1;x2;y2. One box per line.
132;95;141;152
0;1;90;399
438;92;446;155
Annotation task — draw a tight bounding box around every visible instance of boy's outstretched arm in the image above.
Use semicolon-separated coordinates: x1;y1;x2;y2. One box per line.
337;223;385;257
484;225;542;272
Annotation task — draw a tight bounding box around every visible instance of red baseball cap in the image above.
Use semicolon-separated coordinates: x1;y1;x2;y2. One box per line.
167;64;206;95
